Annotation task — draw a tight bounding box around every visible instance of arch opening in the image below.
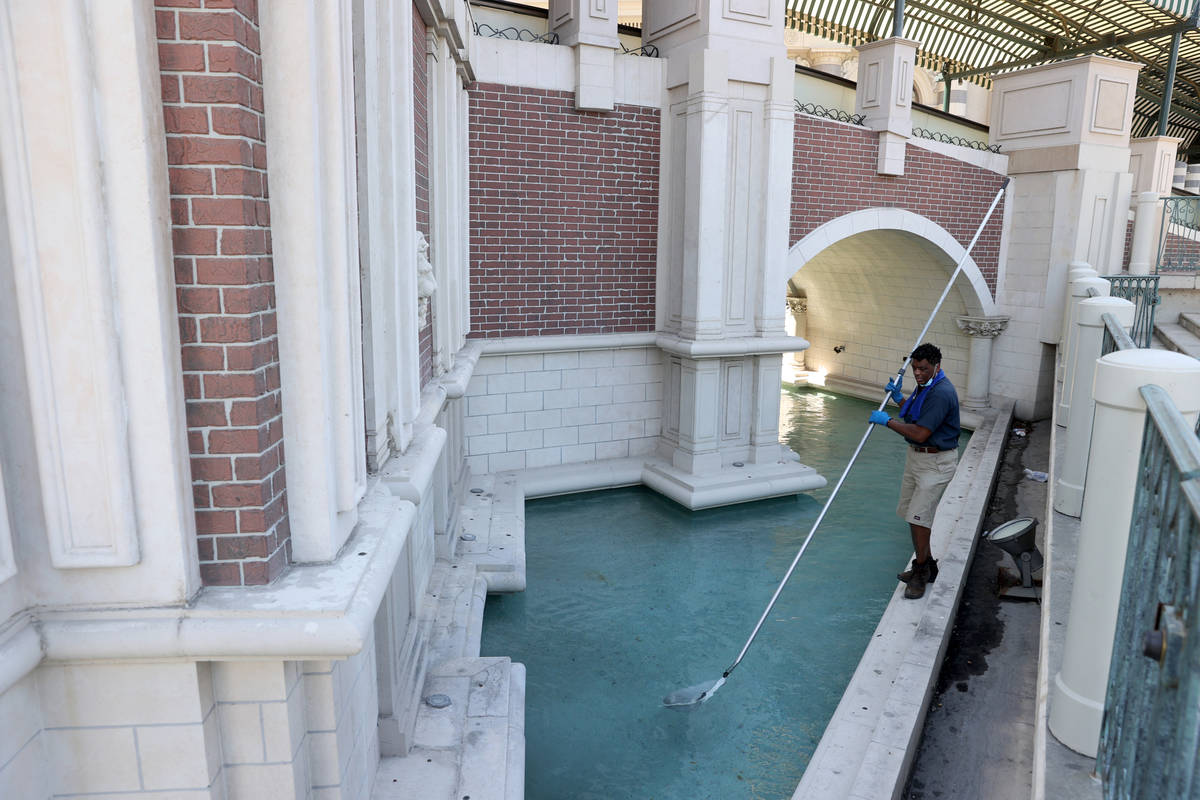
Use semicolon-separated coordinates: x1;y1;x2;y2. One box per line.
783;211;995;405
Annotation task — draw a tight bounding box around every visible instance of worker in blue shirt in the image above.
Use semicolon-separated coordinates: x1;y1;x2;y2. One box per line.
867;343;961;599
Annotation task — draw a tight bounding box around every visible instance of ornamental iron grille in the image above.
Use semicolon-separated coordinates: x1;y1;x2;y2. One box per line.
793;100;865;125
1098;384;1200;800
1158;197;1200;273
910;126;1000;153
472;22;560;44
1105;275;1160;349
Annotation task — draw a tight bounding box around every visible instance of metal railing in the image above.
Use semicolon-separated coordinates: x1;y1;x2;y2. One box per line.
911;126;1001;153
794;101;865;126
1101;312;1138;356
1098;384;1200;799
472;22;560;44
620;42;659;57
1157;196;1200;272
1104;275;1160;349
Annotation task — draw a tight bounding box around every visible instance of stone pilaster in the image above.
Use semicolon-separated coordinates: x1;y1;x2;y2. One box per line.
954;316;1009;411
549;0;619;111
640;1;824;509
854;37;919;176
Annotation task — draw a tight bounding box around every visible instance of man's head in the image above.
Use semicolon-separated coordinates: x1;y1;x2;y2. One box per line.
909;343;942;386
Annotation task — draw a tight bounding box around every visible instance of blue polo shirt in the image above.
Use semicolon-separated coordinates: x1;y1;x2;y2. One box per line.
901;378;960;451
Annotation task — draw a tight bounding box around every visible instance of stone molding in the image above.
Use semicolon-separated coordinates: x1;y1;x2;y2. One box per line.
956;315;1010;338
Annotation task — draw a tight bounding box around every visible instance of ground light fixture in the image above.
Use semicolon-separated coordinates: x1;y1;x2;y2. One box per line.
987;516;1043;601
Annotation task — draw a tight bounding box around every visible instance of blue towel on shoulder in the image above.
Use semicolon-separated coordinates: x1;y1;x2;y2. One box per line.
900;369;946;422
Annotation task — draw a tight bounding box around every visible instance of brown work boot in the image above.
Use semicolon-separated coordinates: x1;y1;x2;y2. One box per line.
903;560;932;600
898;557;938;585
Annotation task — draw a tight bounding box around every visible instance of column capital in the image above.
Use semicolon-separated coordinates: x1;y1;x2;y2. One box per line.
956;315;1010;338
785;297;807;314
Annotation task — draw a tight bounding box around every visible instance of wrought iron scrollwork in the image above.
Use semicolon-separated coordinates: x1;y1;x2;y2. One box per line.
620;42;659;57
911;127;1000;153
472;22;560;44
793;101;865;126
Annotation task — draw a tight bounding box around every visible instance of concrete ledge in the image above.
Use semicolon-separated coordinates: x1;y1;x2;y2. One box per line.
793;400;1013;799
478;332;656;355
641;450;827;509
654;332;811;358
38;485;417;663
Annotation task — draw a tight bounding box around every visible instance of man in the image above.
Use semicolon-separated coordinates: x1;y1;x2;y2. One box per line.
867;343;961;600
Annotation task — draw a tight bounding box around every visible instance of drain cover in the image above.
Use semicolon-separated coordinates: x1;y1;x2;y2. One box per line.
425;694;452;709
470;488;484;494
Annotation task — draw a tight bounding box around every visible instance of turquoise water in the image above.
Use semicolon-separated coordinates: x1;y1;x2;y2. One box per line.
480;388;964;800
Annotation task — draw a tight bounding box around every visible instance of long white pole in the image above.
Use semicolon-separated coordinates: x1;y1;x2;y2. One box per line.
718;178;1010;681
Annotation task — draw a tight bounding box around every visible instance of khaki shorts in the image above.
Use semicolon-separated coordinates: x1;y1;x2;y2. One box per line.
896;447;958;527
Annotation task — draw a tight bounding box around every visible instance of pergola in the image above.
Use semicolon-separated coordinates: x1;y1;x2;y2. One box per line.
785;0;1200;153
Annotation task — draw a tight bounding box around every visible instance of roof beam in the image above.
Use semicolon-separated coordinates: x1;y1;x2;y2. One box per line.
945;17;1200;79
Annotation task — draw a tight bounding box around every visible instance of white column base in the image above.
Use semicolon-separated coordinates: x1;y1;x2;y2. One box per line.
1049;671;1105;757
642;445;826;510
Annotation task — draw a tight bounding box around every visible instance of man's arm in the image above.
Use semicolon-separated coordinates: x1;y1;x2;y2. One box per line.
883;418;932;442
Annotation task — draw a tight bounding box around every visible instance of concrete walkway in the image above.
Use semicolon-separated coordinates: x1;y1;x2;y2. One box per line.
903;420;1044;799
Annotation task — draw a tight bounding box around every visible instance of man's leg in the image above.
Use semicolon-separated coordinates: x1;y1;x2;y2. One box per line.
909;522;932;564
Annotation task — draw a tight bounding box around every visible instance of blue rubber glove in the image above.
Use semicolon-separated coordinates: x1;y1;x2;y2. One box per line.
869;410;891;426
885;376;904;404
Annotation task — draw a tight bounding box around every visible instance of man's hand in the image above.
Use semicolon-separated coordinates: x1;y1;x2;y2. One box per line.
869;410;891;426
885;377;904;404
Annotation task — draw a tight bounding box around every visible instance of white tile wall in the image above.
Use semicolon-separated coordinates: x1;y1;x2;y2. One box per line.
464;347;664;474
27;661;223;798
0;673;48;799
304;629;379;800
215;660;308;800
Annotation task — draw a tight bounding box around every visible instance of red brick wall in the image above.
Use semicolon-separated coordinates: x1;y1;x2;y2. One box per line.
468;85;659;337
157;0;289;586
414;6;435;382
791;116;1005;295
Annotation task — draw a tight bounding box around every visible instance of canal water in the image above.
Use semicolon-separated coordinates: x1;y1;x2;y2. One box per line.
481;388;965;799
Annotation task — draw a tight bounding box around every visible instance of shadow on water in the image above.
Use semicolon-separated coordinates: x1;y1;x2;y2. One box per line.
481;388;958;800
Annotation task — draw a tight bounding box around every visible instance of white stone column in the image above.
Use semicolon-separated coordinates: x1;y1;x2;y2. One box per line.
549;0;619;111
261;0;368;561
1127;191;1163;276
641;2;824;509
1058;274;1110;427
354;0;423;465
854;37;919;176
786;297;808;372
954;316;1009;411
1053;296;1134;517
1;0;199;602
988;56;1140;419
1127;137;1180;276
1049;349;1200;756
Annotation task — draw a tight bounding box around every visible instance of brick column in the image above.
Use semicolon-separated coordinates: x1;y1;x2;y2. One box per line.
156;0;289;586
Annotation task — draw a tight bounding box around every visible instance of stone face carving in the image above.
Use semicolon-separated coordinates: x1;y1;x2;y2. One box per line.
417;231;437;329
956;315;1009;338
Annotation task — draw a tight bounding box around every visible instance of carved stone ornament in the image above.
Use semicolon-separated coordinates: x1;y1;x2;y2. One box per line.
955;315;1010;338
785;297;808;315
416;231;437;329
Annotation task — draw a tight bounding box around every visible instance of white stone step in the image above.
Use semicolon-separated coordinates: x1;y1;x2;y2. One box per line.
455;472;527;593
421;561;487;668
373;658;525;800
1154;320;1200;359
1180;311;1200;338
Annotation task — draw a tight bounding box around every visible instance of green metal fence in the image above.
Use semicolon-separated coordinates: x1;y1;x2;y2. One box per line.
1158;196;1200;273
1098;384;1200;800
1104;276;1160;349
